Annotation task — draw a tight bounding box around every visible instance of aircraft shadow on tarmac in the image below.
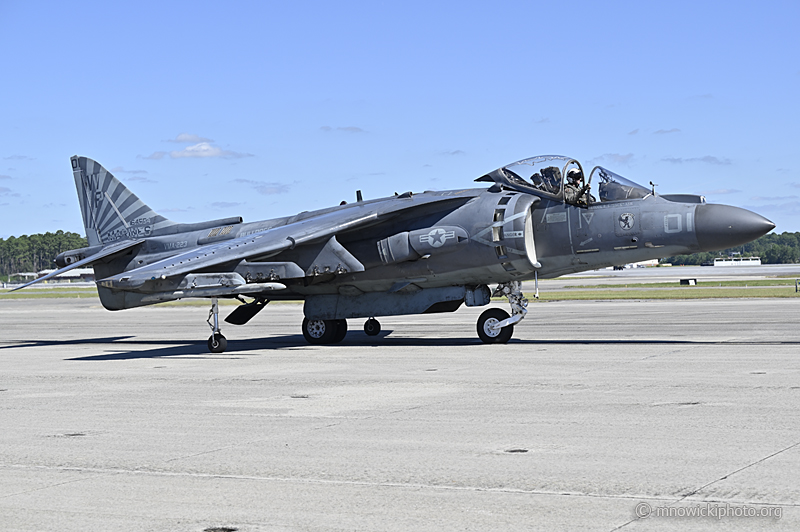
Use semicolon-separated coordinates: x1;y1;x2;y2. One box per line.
4;332;796;361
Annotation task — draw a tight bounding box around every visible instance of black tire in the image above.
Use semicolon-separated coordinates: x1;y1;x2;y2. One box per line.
331;319;348;343
477;308;513;344
207;333;228;353
302;318;338;344
364;318;381;336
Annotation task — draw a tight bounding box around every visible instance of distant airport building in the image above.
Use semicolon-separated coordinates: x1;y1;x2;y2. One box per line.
9;272;38;281
713;257;762;266
35;268;95;283
607;259;660;270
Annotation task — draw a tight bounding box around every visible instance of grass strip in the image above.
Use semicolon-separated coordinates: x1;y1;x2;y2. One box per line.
528;287;799;300
0;290;98;299
569;279;798;288
5;286;800;303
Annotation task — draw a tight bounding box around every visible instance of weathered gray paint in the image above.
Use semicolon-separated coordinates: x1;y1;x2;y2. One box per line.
14;155;776;336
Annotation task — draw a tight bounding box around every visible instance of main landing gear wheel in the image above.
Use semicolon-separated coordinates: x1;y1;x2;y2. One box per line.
364;318;381;336
331;319;348;343
477;308;514;344
208;332;228;353
302;318;340;345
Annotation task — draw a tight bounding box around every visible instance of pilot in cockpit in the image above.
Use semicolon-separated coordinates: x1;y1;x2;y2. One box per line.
564;168;583;204
564;168;593;206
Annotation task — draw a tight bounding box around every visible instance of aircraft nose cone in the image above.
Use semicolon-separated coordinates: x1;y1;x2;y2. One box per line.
695;204;775;251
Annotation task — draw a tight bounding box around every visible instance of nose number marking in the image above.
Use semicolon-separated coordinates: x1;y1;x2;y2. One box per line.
663;213;694;234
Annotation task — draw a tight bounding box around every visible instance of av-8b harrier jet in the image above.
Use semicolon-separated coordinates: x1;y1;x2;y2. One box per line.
13;155;774;352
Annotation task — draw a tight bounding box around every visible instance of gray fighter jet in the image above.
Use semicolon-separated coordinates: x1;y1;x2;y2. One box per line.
13;155;774;352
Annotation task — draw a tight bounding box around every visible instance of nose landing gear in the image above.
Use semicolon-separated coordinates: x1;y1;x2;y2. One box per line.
476;281;528;344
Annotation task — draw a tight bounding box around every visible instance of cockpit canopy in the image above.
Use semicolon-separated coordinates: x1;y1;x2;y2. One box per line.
476;155;654;205
590;166;651;202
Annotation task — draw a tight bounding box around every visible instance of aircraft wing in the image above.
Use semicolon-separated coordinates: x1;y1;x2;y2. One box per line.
103;194;470;290
8;238;145;292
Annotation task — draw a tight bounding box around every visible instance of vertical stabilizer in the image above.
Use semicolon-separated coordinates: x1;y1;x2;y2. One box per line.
71;156;174;245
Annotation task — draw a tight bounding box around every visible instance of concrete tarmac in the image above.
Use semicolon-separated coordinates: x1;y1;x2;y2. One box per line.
1;297;799;531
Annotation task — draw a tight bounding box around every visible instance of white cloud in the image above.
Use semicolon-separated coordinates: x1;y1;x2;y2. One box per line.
654;128;681;135
233;178;290;195
141;151;167;160
743;200;800;216
590;153;635;165
699;188;741;195
0;187;20;197
126;176;158;184
0;174;11;180
211;201;244;209
111;166;148;175
663;156;732;165
3;155;34;160
170;142;253;159
751;195;799;202
165;133;215;143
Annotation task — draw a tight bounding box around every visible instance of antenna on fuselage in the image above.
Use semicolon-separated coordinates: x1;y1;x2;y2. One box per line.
649;181;658;195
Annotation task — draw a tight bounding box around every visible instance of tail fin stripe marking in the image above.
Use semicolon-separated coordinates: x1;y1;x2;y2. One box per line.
81;182;101;239
104;191;131;228
71;156;179;244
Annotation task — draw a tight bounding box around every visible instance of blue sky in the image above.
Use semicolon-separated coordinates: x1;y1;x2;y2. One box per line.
1;0;798;239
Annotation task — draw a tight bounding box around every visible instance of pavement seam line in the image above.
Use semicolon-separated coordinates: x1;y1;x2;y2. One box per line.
608;439;800;531
3;463;799;508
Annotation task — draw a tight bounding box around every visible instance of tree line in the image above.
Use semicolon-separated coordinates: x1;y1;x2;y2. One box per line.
663;231;800;265
0;231;87;280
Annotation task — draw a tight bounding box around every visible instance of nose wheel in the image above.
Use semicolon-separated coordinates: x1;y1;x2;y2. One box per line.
477;308;513;344
207;298;228;353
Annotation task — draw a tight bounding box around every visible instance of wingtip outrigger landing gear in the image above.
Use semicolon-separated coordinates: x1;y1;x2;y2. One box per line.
476;281;528;344
207;298;228;353
364;317;381;336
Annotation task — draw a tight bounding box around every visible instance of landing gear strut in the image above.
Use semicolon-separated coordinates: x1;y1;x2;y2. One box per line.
476;281;528;344
207;298;228;353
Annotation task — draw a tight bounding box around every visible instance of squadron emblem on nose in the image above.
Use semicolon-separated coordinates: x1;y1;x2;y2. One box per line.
619;213;635;230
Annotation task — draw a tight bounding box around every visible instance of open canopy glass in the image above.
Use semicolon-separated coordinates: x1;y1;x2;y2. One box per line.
477;155;652;205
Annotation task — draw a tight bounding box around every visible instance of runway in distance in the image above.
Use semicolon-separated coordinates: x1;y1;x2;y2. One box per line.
12;155;775;352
